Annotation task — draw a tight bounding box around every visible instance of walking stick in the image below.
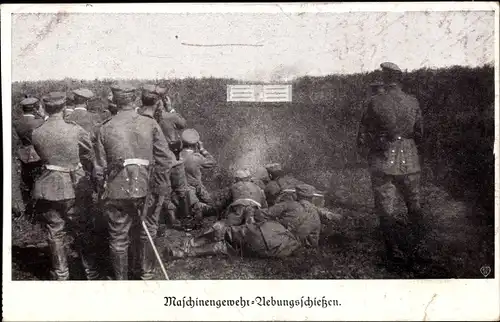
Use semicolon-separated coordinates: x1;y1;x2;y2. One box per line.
140;165;170;280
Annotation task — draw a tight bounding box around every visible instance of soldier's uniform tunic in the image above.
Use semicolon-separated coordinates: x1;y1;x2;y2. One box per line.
357;75;424;258
13;99;46;216
264;174;305;207
221;177;268;226
179;146;216;216
94;95;175;280
31;100;99;280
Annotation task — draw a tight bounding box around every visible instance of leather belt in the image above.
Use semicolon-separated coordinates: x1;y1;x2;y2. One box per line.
45;163;82;173
123;158;150;167
231;198;262;208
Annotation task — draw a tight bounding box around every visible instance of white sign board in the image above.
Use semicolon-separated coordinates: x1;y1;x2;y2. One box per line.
227;84;292;102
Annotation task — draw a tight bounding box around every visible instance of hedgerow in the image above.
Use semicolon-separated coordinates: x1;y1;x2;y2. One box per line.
11;65;494;212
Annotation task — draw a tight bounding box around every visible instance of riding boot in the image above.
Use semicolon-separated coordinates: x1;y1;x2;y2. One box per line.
187;241;237;257
110;251;129;280
49;241;69;280
138;240;156;280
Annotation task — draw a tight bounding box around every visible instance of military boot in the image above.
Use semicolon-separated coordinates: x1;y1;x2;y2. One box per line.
187;241;237;258
49;242;69;281
138;241;156;280
110;251;129;280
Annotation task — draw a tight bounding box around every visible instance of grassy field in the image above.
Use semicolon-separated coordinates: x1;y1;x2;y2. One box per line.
10;65;495;280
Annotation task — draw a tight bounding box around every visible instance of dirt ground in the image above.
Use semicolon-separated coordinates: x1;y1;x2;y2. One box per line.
10;167;495;280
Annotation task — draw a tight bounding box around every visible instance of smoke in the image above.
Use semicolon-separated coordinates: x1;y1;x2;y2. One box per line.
221;108;282;175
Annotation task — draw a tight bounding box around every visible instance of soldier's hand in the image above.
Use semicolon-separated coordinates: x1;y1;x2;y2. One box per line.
325;212;343;222
198;141;204;150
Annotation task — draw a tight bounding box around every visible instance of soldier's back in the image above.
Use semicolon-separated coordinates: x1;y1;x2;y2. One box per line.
65;109;101;134
370;87;420;138
32;117;83;167
100;110;159;160
231;181;265;203
14;116;45;144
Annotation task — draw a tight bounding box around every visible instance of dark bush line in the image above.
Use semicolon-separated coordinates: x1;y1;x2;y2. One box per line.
11;65;494;211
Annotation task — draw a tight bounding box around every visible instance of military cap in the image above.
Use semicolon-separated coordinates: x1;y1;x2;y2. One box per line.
380;62;402;73
142;84;167;96
234;169;252;179
253;166;270;180
110;83;136;94
111;83;137;104
370;81;384;88
181;129;200;145
20;97;39;106
265;163;282;173
295;184;316;197
42;92;67;106
72;88;94;99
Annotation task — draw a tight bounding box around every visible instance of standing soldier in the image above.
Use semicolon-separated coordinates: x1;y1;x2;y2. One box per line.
13;97;45;219
158;93;190;232
357;62;425;268
139;84;186;232
31;92;99;280
65;88;102;136
179;129;217;228
65;88;102;199
94;83;176;280
64;92;75;120
369;81;385;97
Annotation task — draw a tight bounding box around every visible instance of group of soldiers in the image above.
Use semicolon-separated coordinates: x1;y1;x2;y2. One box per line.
12;61;427;280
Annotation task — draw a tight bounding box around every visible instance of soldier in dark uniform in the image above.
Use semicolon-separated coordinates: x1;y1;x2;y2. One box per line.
13;97;46;219
139;84;186;232
65;88;102;136
219;169;268;226
357;62;425;267
264;184;342;248
178;129;217;227
369;81;385;97
12;127;25;217
64;92;75;120
31;92;99;280
251;166;270;190
94;83;176;280
264;163;305;207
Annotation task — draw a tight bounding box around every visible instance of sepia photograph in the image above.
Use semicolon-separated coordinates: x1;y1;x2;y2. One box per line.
2;3;499;321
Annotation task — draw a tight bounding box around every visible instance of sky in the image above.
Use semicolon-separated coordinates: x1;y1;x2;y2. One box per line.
11;10;496;82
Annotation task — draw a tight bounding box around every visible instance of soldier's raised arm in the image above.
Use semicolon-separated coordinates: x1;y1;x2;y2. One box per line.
196;141;216;169
170;111;187;130
317;206;343;223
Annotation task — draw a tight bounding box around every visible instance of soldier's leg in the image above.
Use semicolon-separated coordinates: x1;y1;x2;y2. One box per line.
196;185;216;217
67;199;100;280
371;172;398;262
39;200;70;281
138;195;162;280
225;205;246;226
396;173;425;251
105;199;133;280
188;220;228;248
